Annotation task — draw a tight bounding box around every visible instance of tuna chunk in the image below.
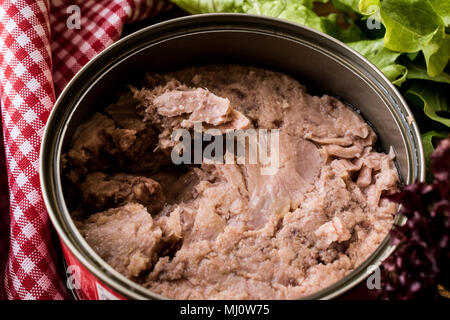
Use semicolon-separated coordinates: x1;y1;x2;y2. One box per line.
65;113;116;182
243;132;323;228
76;203;163;278
154;88;233;125
136;87;250;151
356;165;372;187
325;145;363;159
81;172;165;214
64;93;168;184
315;217;352;248
158;207;183;242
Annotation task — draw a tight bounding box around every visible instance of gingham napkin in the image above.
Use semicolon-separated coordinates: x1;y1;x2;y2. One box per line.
0;0;170;300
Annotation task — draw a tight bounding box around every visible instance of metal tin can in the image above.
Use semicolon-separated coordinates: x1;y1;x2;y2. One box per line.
40;14;425;300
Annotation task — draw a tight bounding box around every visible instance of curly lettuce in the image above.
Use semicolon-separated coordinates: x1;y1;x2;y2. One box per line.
356;0;450;77
170;0;363;42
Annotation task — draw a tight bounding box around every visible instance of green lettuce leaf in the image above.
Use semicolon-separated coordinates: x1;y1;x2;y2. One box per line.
169;0;318;15
358;0;380;14
422;30;450;77
357;0;450;77
347;39;407;85
423;131;448;160
168;0;243;14
405;81;450;127
428;0;450;26
242;0;325;31
169;0;363;42
321;13;366;42
380;0;444;52
406;52;420;61
422;130;448;180
404;60;450;84
331;0;360;12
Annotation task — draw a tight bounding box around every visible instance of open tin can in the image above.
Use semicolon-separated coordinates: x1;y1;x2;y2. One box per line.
40;14;425;300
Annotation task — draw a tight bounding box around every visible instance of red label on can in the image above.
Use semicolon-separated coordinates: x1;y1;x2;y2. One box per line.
61;241;126;300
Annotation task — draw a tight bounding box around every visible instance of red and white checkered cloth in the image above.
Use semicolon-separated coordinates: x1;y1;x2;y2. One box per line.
0;0;170;300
